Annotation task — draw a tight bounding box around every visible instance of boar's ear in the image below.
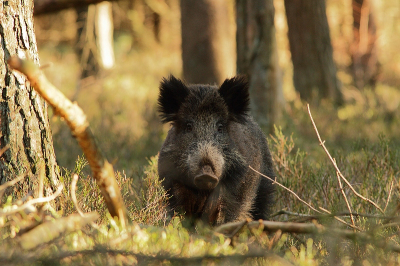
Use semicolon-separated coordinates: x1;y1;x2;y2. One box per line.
158;75;189;123
218;76;250;122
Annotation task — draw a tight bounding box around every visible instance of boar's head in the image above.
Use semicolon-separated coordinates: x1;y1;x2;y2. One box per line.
158;75;249;191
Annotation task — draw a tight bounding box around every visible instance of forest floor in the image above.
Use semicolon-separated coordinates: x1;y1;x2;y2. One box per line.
1;33;400;265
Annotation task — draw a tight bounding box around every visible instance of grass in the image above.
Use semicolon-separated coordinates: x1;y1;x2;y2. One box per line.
1;7;400;263
1;101;399;264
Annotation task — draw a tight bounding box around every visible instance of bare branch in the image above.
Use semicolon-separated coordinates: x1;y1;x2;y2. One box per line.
0;171;27;193
71;174;85;217
272;210;397;222
0;185;63;217
215;220;400;253
1;247;273;265
270;209;311;218
7;57;129;227
249;166;321;214
384;180;394;213
307;104;384;213
319;207;361;231
335;170;355;226
17;212;99;250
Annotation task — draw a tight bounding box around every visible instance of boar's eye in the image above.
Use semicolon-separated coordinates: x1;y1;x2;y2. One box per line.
185;123;193;133
217;123;224;134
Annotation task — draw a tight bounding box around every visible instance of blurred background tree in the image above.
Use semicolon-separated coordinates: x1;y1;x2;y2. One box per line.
28;0;400;176
350;0;380;90
74;2;115;98
180;0;235;84
284;0;343;104
236;0;284;132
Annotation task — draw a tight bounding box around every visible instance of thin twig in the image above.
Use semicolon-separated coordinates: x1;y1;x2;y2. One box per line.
216;220;400;253
0;185;63;217
319;207;361;231
307;104;384;213
270;210;311;218
335;170;355;226
271;210;395;223
249;166;321;214
384;180;394;213
227;218;250;239
70;174;99;229
0;171;27;192
71;174;85;217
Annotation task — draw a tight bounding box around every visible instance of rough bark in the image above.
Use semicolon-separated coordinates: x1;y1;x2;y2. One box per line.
0;1;58;192
351;0;379;89
284;0;343;104
236;0;283;132
180;0;235;84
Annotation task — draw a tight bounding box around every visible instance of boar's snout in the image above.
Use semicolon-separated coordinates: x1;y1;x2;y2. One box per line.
188;142;224;190
194;165;219;190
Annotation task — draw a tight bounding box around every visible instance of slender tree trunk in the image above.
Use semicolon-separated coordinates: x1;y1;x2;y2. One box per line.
0;1;58;193
75;2;115;80
284;0;343;104
180;0;235;84
236;0;283;132
351;0;379;89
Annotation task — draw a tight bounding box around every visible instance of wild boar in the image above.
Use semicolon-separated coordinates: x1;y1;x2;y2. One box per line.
157;75;275;225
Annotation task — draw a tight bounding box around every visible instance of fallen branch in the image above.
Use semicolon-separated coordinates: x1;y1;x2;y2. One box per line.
8;57;129;227
0;184;63;217
17;212;99;250
319;207;361;231
0;247;274;265
215;220;400;253
216;220;323;235
307;104;384;213
271;209;397;222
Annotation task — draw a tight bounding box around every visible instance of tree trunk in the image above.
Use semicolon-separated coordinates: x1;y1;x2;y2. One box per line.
284;0;343;104
236;0;283;132
351;0;379;90
75;2;115;81
0;1;59;193
180;0;235;84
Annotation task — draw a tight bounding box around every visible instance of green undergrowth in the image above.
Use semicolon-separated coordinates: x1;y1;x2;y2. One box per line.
2;121;400;264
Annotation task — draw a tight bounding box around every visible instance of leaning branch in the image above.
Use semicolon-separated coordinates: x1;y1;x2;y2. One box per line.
307;104;384;213
249;166;321;214
8;57;129;227
215;220;400;253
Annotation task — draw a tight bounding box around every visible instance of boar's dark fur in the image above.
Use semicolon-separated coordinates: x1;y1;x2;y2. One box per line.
157;75;275;225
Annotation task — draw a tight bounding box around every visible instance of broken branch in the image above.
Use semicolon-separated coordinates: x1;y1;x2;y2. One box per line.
7;57;129;227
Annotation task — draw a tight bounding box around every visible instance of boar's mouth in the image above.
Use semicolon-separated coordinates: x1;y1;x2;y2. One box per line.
194;165;219;190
